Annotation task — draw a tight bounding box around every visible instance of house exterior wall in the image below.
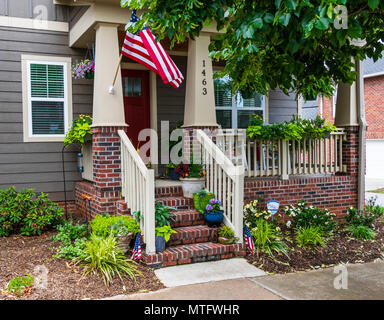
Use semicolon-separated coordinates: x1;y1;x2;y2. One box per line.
0;20;93;201
364;75;384;140
0;0;68;21
268;90;297;123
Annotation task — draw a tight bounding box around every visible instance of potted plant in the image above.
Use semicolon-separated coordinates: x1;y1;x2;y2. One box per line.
72;59;95;80
176;163;206;198
108;220;133;254
193;190;215;214
166;163;180;180
204;198;224;228
155;225;177;253
218;225;239;244
64;115;93;180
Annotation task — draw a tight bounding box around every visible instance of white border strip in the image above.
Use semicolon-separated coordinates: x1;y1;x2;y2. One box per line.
0;15;68;32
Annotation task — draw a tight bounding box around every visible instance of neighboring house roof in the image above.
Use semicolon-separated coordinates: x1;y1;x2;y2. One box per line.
363;57;384;78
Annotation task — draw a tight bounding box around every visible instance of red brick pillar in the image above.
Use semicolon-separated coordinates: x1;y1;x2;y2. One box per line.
182;126;218;164
90;126;126;217
341;125;360;176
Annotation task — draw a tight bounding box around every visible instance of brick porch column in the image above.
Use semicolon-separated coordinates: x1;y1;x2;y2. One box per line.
90;126;126;217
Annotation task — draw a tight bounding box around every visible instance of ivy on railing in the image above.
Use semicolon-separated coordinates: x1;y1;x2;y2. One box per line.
246;115;337;141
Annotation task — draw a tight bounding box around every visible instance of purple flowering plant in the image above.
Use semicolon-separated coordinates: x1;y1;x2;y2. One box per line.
205;198;221;213
72;59;95;79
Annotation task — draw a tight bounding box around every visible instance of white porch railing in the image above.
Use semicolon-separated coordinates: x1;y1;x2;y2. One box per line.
216;128;347;179
118;130;156;255
196;129;245;242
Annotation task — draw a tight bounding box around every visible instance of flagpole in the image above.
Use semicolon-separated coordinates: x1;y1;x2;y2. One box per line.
112;53;123;87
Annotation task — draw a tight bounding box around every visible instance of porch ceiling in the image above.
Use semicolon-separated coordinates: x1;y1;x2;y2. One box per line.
68;1;223;49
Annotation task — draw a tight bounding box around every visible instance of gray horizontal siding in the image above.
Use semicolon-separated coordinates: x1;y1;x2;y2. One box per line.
0;0;68;22
157;55;187;131
0;25;93;201
268;90;298;123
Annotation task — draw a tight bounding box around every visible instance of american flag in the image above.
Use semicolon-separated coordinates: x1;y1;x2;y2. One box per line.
244;225;254;253
121;10;184;88
131;232;142;262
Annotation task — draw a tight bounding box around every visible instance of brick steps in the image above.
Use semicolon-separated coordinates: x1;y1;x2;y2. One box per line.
170;210;205;228
155;185;183;198
156;196;194;210
169;225;217;246
143;242;246;268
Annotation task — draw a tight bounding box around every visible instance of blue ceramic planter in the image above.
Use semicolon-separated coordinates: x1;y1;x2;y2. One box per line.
204;210;224;228
155;235;166;253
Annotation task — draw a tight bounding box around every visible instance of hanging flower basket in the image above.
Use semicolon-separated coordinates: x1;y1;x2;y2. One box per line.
72;59;95;80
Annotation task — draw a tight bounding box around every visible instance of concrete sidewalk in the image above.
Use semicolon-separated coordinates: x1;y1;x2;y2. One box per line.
253;260;384;300
104;260;384;300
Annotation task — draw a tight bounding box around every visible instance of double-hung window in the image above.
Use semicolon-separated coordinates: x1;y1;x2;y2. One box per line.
22;55;72;142
214;74;265;129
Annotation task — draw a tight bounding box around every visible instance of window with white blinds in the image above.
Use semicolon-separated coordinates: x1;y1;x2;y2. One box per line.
27;61;68;137
214;74;265;129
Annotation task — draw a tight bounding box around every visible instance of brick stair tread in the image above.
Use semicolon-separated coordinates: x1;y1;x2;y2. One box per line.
155;185;183;197
169;209;205;227
155;196;194;209
143;242;246;267
169;224;216;245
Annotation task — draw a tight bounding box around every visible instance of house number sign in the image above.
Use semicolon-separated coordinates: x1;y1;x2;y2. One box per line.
202;59;207;95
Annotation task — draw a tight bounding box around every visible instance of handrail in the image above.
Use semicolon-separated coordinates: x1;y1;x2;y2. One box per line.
118;130;155;255
196;129;244;242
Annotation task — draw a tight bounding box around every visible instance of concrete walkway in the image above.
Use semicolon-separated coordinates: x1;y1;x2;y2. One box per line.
104;260;384;300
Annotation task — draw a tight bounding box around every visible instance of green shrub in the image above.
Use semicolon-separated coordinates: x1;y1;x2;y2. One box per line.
345;207;377;228
250;220;288;256
243;198;274;229
75;233;141;285
295;226;325;247
52;220;88;259
348;225;375;240
7;274;34;297
90;215;140;238
218;225;235;238
0;186;64;236
283;200;337;232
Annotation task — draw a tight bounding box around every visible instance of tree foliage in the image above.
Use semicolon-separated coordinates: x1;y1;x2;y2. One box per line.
121;0;384;99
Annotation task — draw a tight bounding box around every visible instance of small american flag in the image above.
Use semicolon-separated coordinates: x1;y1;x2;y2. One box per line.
244;225;254;253
131;233;142;262
121;10;184;88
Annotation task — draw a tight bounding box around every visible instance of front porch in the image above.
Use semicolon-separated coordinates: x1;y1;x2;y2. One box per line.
69;3;364;263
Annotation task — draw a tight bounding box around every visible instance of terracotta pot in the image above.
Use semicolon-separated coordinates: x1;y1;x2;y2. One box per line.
116;232;133;254
179;177;205;198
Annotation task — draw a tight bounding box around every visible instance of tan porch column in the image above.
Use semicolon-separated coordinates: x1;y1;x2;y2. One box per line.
183;34;218;127
92;23;126;127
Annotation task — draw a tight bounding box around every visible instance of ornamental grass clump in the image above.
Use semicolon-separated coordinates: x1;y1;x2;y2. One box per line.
250;219;288;257
295;226;326;247
75;233;141;285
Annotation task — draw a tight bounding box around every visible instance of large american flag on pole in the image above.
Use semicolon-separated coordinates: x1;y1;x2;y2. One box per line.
131;232;142;262
244;225;255;254
121;10;184;89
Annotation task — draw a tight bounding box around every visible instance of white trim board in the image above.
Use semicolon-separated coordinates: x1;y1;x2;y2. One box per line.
0;15;69;32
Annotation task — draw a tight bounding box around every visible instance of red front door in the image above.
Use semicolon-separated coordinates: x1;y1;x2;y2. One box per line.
122;69;150;149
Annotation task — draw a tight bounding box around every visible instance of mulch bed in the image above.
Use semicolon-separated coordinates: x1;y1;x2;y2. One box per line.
245;218;384;274
0;214;165;300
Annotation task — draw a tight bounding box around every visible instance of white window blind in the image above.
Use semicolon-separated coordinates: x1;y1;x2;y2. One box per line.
28;62;66;136
214;74;264;129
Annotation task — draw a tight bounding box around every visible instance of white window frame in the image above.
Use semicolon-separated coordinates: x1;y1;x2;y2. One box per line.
213;71;266;129
21;55;72;142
